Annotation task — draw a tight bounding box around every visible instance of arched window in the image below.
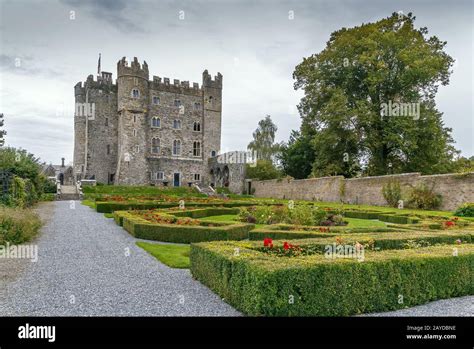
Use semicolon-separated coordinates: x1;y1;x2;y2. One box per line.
193;141;201;157
151;117;161;128
211;150;216;157
173;140;181;156
152;96;160;105
173;119;181;129
193;122;201;132
131;88;140;98
151;138;160;154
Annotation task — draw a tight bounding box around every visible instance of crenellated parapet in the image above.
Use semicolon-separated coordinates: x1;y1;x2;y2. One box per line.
117;56;149;80
202;70;223;89
149;75;202;96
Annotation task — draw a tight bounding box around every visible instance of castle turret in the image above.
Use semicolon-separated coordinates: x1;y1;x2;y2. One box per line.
202;70;222;160
116;57;150;184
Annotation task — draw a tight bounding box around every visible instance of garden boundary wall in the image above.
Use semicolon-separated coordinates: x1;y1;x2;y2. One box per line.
251;172;474;211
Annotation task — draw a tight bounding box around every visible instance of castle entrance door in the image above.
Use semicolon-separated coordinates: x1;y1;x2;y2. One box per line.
173;173;180;187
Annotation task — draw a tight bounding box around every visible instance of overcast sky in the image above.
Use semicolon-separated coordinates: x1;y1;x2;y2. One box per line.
0;0;472;165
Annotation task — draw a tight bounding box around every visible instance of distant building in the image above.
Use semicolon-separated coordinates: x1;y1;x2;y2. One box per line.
42;157;74;185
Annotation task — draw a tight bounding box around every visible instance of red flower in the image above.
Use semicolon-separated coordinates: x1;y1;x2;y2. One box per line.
283;242;290;250
445;221;455;227
263;238;273;247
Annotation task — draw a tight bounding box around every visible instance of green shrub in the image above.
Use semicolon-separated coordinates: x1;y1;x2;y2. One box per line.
406;184;442;210
190;241;474;316
96;200;255;213
0;206;42;245
454;203;474;217
382;180;402;208
122;215;254;243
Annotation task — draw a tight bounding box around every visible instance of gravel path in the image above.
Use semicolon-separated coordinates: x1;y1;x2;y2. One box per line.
0;201;240;316
362;296;474;317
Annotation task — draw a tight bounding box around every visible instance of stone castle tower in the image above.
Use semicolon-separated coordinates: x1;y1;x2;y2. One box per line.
73;57;222;186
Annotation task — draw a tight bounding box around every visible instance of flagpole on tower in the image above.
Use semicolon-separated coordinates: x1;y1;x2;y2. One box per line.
97;53;101;75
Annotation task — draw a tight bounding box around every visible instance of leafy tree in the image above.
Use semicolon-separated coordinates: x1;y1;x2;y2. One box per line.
245;160;281;180
0;113;6;147
293;12;456;176
451;156;474;174
247;115;280;162
278;130;315;179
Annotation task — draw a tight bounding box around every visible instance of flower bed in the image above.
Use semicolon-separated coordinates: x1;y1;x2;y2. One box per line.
190;241;474;316
115;209;255;243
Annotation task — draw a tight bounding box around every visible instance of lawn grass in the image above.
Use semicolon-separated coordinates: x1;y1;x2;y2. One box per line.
199;214;267;229
104;213;114;218
136;241;190;268
81;200;96;209
344;217;387;228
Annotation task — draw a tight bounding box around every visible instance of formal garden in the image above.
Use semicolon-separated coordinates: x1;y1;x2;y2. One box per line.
81;184;474;316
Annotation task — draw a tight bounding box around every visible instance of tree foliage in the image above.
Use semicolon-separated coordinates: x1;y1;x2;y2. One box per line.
247;115;281;162
0;113;6;147
245;160;281;180
292;12;457;177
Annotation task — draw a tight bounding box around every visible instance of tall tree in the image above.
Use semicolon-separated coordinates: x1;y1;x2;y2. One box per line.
278;130;315;179
293;12;456;176
247;115;280;162
0;113;6;147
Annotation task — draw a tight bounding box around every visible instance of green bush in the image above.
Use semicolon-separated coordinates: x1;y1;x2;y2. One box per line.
454;203;474;217
406;184;442;210
190;241;474;316
382;180;402;207
96;200;256;213
0;206;42;245
377;214;420;224
122;215;254;243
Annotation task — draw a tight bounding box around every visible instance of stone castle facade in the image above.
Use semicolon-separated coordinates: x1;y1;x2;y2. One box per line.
73;57;224;188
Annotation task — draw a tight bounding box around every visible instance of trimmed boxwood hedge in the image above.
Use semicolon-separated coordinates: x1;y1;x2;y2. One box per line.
121;215;254;243
249;224;399;240
190;241;474;316
96;201;255;213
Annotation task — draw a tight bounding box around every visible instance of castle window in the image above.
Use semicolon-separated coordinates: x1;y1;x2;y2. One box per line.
107;144;110;155
173;119;181;129
105;118;108;126
151;137;160;154
152;172;164;180
172;140;181;156
135;145;140;153
133;129;137;137
208;96;213;104
193;173;201;181
131;89;140;98
194;102;201;110
151;117;161;128
193;141;201;157
193;122;201;132
174;99;181;107
152;96;160;105
211;150;216;157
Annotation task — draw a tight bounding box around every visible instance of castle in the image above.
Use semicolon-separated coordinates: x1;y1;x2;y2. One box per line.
73;57;226;188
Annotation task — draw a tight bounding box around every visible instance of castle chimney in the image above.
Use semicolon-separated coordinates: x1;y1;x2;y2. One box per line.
61;157;65;167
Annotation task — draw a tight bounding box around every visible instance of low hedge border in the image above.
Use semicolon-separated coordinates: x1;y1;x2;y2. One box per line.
122;214;254;243
190;241;474;316
96;201;257;213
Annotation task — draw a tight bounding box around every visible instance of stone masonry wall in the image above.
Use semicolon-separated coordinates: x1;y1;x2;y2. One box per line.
252;172;474;211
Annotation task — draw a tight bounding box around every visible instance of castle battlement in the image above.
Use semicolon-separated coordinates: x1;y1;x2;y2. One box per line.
150;74;202;95
117;57;149;80
202;70;223;89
